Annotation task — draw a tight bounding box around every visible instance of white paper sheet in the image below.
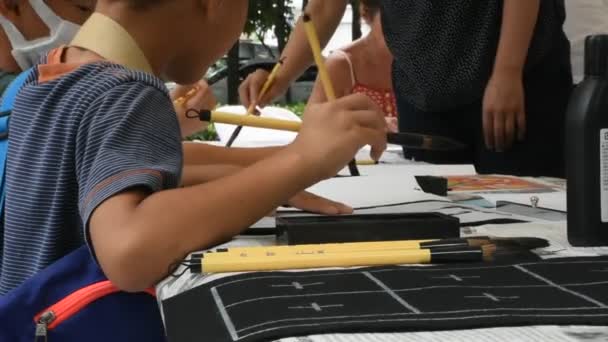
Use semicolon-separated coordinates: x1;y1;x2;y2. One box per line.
480;191;567;212
291;174;446;210
355;164;476;178
278;326;608;342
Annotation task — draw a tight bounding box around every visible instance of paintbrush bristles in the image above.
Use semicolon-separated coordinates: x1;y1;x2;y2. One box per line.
481;244;497;262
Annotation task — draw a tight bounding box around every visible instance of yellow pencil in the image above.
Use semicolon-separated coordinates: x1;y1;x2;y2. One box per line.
199;245;495;273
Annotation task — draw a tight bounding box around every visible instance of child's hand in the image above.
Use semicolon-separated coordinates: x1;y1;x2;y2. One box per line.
482;70;526;152
239;69;288;109
291;93;387;181
171;80;217;138
288;191;353;215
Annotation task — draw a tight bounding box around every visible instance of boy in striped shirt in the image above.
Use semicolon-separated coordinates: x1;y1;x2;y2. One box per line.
0;0;387;294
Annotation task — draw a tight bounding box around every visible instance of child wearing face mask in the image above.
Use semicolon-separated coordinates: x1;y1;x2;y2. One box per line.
0;0;94;94
0;0;216;139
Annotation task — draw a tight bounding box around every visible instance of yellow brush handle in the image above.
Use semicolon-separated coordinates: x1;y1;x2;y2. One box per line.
246;62;283;115
356;160;379;166
202;249;432;273
208;239;437;258
173;86;199;106
303;16;337;101
211;111;301;132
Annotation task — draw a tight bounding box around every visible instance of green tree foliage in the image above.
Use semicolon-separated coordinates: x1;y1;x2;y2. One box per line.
244;0;294;56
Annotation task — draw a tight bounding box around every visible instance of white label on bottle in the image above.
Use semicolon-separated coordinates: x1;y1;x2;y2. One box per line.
601;129;608;222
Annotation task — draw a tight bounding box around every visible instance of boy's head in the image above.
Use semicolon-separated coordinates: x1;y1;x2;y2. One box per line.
0;0;95;71
96;0;248;84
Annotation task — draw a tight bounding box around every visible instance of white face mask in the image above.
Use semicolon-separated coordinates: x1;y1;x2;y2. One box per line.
0;0;81;70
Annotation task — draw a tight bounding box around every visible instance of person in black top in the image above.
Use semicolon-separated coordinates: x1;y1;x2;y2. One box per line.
240;0;573;177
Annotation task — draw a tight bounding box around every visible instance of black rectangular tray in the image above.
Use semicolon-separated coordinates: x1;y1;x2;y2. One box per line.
276;212;460;245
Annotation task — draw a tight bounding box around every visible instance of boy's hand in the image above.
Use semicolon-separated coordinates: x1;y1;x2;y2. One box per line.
482;70;526;152
172;80;217;138
292;93;387;181
288;191;353;215
239;69;289;109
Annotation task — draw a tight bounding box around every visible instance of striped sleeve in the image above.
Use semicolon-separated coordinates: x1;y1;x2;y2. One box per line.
76;81;183;229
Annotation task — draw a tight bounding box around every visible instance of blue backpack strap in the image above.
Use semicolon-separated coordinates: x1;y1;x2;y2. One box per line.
0;69;32;215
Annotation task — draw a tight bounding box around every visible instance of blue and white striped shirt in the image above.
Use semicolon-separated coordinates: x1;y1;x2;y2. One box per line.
0;58;183;295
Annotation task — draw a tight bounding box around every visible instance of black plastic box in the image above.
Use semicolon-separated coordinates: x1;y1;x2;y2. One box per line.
276;213;460;245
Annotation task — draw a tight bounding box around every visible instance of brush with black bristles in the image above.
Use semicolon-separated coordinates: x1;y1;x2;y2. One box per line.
387;132;467;151
193;109;468;152
417;236;549;250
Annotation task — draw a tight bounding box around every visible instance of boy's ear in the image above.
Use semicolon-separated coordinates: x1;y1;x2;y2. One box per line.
0;0;22;20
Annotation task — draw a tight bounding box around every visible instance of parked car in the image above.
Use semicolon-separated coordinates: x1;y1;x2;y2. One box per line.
208;59;317;105
167;40;317;104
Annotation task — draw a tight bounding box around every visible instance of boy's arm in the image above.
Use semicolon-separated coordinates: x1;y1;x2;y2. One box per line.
183;142;281;167
82;84;386;293
91;148;317;292
240;0;349;108
181;164;240;186
483;0;540;151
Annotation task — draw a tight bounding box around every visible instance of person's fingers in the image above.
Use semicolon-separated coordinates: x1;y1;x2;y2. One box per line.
238;79;252;108
483;109;495;150
517;107;527;141
504;112;516;150
349;109;387;132
336;93;382;112
239;74;262;108
289;191;353;215
493;112;506;152
187;86;216;110
241;70;269;108
355;126;387;161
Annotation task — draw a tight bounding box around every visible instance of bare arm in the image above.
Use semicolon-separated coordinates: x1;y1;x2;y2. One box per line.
90;94;387;292
240;0;349;107
483;0;540;150
182;142;282;167
91;149;317;292
494;0;540;75
180;164;241;187
308;53;354;104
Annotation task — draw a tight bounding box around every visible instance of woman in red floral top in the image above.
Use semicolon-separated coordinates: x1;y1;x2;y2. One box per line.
308;0;398;132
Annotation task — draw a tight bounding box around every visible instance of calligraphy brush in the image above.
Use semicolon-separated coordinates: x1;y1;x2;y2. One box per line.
387;132;467;151
193;245;501;273
191;109;467;151
209;236;549;256
226;58;286;147
303;13;359;176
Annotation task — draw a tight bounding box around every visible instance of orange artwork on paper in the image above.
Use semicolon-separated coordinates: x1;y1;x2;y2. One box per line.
447;175;554;193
